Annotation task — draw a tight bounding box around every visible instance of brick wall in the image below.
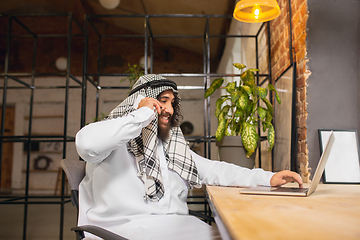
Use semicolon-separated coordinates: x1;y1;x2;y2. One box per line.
270;0;310;182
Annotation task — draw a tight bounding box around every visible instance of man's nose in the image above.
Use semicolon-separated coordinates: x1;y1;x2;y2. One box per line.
161;104;171;114
162;106;169;113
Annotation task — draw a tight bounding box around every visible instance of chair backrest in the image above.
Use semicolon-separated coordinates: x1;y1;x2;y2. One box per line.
60;159;86;211
60;159;86;191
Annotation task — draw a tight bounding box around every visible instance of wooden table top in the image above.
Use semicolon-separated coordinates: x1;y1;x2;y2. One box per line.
206;184;360;240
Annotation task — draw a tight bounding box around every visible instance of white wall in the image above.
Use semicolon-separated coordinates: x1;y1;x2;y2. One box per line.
0;77;82;192
306;0;360;176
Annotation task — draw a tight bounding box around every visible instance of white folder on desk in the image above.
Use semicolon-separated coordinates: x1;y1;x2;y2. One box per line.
240;131;335;197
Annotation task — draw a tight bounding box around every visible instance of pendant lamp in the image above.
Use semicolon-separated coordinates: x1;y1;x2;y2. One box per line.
99;0;120;10
233;0;281;23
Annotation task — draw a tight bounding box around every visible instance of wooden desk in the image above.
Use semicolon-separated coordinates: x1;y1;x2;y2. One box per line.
206;184;360;240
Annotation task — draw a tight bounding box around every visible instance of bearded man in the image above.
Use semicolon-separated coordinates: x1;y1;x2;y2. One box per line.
75;74;302;240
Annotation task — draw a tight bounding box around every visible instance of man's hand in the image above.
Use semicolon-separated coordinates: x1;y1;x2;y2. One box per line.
270;170;303;188
138;97;162;114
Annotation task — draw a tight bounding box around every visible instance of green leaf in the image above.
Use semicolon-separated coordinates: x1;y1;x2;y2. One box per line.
257;87;268;99
225;125;231;136
251;100;257;114
248;71;255;85
241;122;259;158
267;83;276;91
219;105;230;121
241;70;255;85
215;98;226;118
226;82;236;94
240;72;247;82
241;86;252;96
230;121;237;135
262;121;271;132
275;92;281;104
215;119;227;141
120;63;144;91
246;99;254;113
248;68;259;72
205;78;224;98
262;110;273;132
268;84;281;104
92;112;108;122
234;108;243;119
244;80;257;90
257;107;267;120
261;97;273;115
237;93;248;110
267;124;275;151
233;63;246;70
231;90;242;102
265;110;273;122
234;121;242;135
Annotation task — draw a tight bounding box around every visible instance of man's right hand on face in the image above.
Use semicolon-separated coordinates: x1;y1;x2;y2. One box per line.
138;97;162;114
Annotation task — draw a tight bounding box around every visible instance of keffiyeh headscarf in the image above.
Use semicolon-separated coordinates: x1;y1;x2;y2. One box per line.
106;74;201;201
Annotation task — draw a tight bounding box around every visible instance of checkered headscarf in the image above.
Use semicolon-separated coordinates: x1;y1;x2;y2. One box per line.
106;74;201;201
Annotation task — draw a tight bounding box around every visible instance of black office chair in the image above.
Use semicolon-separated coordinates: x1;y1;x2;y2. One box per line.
61;158;214;240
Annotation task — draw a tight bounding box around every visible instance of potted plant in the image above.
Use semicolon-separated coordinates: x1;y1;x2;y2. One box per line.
205;63;281;167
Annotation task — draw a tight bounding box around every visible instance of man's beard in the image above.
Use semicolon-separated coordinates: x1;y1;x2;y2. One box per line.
158;113;172;141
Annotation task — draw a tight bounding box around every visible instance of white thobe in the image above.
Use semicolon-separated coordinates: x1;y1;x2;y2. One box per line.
75;106;274;239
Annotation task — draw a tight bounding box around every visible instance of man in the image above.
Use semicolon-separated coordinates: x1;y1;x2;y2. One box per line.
75;74;302;240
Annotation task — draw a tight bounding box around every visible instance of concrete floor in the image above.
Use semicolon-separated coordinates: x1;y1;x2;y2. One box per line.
0;200;77;240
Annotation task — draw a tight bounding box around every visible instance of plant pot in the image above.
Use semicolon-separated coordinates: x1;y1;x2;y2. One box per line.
216;136;255;169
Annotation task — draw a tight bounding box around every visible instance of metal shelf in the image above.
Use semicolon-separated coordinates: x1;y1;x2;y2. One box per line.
0;13;271;240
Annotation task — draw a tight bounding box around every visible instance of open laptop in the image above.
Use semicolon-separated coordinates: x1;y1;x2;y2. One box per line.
240;131;335;197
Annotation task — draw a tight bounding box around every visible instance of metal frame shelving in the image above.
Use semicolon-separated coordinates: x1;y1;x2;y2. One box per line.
0;13;83;240
0;13;272;239
81;14;271;161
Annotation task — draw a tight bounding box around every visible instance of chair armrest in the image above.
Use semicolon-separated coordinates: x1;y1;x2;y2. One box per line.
72;225;129;240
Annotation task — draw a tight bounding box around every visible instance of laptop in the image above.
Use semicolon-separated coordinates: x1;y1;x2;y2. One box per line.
240;131;335;197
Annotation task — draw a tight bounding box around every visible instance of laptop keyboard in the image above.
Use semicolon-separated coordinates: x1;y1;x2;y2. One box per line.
272;187;308;193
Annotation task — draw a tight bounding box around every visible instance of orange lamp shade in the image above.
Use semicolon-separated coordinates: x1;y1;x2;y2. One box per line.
233;0;281;23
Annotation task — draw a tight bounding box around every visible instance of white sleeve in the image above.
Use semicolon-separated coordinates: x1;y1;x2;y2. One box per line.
75;107;155;163
191;150;275;187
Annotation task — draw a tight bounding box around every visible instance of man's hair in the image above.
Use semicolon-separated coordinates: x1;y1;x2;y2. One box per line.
171;91;183;127
157;91;183;127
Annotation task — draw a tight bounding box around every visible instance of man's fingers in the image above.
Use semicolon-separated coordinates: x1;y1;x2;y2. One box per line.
281;171;303;188
138;97;162;113
289;172;303;187
270;170;303;187
153;101;161;114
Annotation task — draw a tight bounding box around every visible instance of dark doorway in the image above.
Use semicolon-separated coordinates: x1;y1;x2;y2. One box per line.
1;106;15;193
